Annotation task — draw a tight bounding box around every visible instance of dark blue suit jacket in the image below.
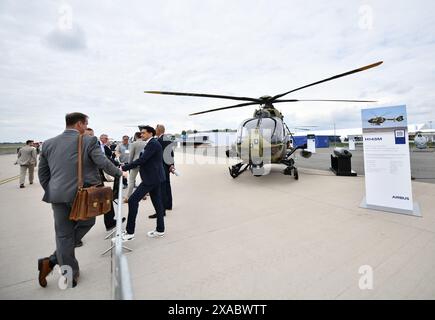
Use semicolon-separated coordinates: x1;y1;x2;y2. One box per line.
158;135;175;170
122;138;165;186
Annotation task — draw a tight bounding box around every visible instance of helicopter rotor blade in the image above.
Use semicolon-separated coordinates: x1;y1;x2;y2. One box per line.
189;102;259;116
273;99;378;103
145;90;260;103
271;61;383;101
294;128;312;131
293;125;318;128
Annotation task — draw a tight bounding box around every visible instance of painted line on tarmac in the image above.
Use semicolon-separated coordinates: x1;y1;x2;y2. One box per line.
0;175;20;185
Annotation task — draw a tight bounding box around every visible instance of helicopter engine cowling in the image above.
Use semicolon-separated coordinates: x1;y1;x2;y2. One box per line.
254;109;271;118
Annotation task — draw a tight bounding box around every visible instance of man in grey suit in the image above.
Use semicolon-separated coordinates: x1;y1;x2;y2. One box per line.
16;140;38;188
125;131;147;201
37;112;126;288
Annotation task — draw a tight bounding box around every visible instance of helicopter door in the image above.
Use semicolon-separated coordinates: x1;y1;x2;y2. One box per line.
238;118;258;162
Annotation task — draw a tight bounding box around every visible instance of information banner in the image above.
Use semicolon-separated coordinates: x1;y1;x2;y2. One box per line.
348;137;355;150
360;105;420;216
306;134;316;153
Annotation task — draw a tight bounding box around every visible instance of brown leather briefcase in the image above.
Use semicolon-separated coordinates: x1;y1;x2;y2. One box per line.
70;135;113;221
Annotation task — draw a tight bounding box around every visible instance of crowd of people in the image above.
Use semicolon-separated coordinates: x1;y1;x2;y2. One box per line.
29;112;176;288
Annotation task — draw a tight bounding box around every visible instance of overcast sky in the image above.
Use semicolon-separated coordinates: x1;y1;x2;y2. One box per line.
1;0;434;142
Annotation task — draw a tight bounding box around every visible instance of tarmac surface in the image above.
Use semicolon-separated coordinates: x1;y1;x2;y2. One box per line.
0;149;435;299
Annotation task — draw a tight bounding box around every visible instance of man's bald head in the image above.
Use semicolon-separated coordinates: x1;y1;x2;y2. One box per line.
156;124;165;136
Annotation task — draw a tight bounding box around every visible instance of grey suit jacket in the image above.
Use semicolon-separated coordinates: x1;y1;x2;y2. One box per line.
38;129;122;204
128;140;147;163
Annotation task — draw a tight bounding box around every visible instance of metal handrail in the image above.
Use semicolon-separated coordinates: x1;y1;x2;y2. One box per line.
112;176;134;300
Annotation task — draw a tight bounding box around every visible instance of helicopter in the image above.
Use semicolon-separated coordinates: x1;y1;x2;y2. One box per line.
368;115;404;125
145;61;383;179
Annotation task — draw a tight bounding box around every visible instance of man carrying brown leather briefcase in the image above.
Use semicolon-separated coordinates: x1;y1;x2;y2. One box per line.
37;112;127;288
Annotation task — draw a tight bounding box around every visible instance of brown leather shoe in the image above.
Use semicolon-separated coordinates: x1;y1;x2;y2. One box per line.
38;257;53;288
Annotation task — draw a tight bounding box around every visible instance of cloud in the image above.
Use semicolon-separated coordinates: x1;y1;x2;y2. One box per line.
44;24;86;51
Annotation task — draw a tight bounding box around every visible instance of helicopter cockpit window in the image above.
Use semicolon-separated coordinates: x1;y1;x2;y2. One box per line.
238;119;258;144
257;118;275;143
237;117;284;144
270;118;285;144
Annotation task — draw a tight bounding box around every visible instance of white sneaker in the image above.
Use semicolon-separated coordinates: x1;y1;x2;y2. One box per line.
147;230;165;238
121;232;135;241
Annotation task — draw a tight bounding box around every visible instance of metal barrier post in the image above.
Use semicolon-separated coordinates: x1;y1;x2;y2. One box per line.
111;176;134;299
101;177;133;255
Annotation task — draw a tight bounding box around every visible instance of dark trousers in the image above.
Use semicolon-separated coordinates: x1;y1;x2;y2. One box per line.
103;176;120;229
104;204;116;230
49;203;95;278
126;182;165;234
162;166;173;210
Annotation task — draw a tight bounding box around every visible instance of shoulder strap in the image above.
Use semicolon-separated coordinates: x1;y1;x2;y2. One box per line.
77;134;84;189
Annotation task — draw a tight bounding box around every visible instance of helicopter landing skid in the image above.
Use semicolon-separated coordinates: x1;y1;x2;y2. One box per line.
229;162;250;178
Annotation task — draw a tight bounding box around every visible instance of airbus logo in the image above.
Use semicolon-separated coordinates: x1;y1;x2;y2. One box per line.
392;195;410;201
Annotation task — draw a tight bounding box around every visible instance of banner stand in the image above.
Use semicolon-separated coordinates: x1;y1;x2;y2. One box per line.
306;134;316;153
360;197;421;217
360;105;422;218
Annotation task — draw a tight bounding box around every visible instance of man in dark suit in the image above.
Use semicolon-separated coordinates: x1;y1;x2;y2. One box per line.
121;126;166;241
148;124;174;218
157;125;174;209
99;134;115;161
37;112;125;288
98;134;123;232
